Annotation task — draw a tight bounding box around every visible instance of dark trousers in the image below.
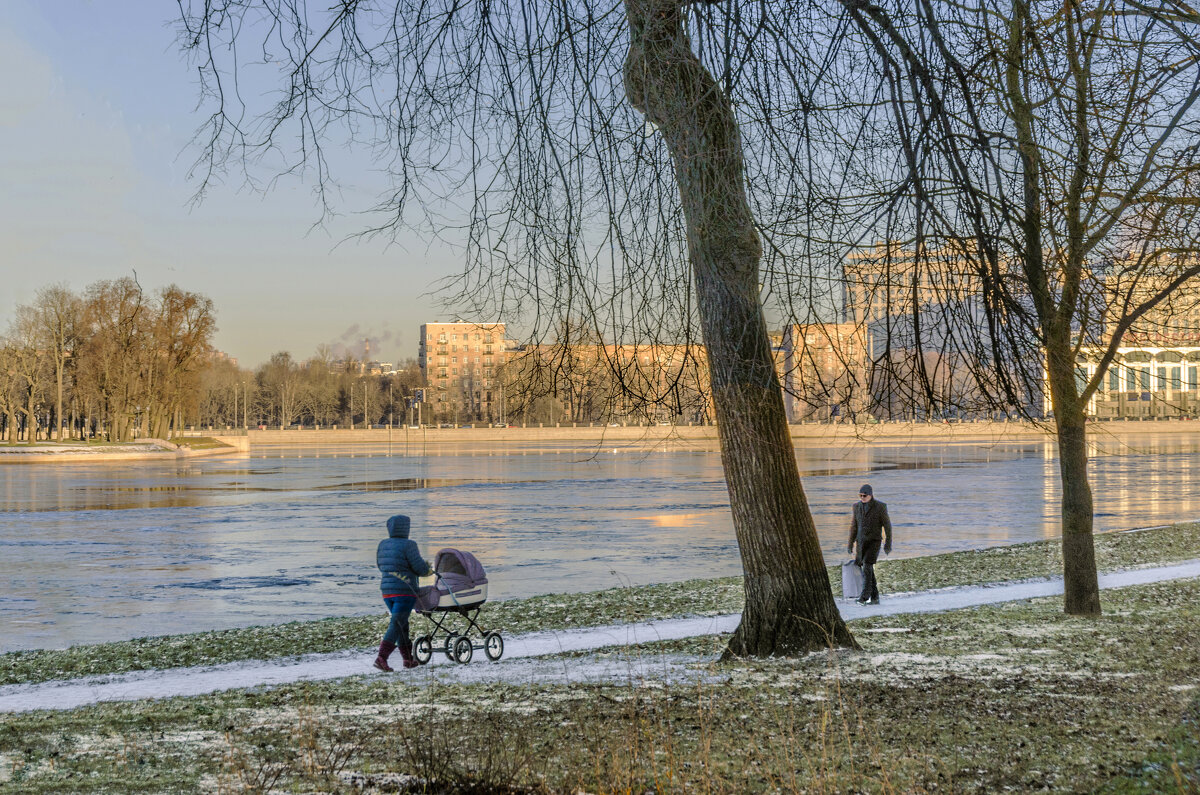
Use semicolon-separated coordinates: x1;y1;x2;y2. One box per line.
858;540;881;601
382;595;416;645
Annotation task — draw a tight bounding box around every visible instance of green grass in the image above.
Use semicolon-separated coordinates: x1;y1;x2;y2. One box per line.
169;436;234;450
3;522;1198;688
2;578;1197;793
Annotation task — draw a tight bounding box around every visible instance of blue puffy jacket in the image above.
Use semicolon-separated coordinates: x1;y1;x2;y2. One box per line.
377;514;433;595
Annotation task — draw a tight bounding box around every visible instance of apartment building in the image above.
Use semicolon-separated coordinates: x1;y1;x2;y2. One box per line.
780;323;870;422
1082;271;1200;418
418;321;510;422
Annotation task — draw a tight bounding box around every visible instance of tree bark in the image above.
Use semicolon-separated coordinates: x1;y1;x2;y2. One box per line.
1045;336;1101;615
1006;2;1101;616
624;0;856;656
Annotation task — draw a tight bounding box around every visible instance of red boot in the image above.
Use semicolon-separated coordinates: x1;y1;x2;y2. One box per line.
398;639;419;669
373;641;396;672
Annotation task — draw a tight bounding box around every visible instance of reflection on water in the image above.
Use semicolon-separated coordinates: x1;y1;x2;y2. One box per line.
2;433;1199;651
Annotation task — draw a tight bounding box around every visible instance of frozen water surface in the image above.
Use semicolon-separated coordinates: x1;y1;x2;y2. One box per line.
2;433;1199;651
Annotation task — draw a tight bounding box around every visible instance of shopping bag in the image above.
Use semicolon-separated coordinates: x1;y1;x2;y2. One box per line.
842;559;864;600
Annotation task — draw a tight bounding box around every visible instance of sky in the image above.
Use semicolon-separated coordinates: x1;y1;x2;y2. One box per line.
0;1;462;368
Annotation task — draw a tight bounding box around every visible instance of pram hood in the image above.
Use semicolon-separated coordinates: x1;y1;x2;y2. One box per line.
434;548;488;584
415;548;488;612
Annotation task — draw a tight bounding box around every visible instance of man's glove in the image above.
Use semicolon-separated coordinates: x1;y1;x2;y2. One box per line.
847;544;854;555
884;544;892;555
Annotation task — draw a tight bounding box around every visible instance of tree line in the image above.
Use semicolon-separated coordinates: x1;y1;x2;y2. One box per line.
0;279;437;442
198;350;424;430
1;279;215;443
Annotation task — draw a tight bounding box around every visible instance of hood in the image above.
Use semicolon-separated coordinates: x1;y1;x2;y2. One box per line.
386;514;411;539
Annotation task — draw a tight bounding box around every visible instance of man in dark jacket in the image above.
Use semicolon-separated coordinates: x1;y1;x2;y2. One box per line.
847;483;892;604
374;514;434;671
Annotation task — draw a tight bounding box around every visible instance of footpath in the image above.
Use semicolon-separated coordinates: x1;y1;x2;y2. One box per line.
2;559;1198;714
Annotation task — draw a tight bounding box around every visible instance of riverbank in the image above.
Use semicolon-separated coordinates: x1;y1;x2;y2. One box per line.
3;521;1197;685
0;437;241;464
3;418;1195;461
245;417;1200;448
0;524;1197;792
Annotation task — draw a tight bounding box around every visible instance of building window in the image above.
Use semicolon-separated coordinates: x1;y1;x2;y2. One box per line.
1107;368;1120;392
452;368;458;375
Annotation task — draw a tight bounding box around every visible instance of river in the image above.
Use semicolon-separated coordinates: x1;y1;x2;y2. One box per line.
2;432;1197;651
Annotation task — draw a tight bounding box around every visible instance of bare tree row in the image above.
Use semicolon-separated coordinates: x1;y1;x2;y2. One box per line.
1;279;216;443
199;351;424;430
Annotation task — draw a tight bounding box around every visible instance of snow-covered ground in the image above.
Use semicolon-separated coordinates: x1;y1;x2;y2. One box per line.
2;559;1198;714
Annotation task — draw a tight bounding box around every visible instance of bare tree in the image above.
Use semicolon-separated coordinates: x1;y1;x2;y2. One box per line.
146;286;217;438
31;285;80;441
9;307;49;444
0;339;22;444
175;0;868;655
840;0;1200;614
257;352;305;427
77;278;148;442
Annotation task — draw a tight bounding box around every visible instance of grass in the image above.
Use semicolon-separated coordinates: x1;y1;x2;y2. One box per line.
1;578;1197;793
169;436;235;450
2;522;1198;688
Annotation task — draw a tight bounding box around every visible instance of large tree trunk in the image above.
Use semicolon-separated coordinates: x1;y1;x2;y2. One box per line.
1045;339;1101;615
1007;4;1101;617
624;0;856;656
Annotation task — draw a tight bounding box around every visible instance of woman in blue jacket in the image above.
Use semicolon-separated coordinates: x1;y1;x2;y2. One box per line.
374;514;433;671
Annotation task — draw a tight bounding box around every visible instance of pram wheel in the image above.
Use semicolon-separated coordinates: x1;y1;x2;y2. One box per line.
453;635;474;664
413;635;433;665
484;632;504;661
443;634;460;658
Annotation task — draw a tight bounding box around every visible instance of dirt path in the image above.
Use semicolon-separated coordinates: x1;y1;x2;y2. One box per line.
3;559;1198;714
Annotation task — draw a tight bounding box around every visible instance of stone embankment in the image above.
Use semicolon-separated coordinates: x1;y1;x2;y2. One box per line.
242;417;1194;448
2;418;1191;461
0;437;244;464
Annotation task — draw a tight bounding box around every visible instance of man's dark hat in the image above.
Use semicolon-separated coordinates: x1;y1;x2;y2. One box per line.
859;484;873;496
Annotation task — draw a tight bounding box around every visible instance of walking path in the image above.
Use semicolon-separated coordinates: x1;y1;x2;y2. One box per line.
3;559;1198;714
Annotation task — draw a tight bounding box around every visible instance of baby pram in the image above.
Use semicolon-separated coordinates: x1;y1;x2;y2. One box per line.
411;548;504;664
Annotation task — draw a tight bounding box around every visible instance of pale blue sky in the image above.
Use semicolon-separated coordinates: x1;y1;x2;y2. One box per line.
0;1;459;368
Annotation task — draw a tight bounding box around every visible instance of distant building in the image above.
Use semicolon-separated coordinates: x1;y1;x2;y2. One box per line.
418;321;509;421
780;323;870;422
1081;270;1200;418
843;240;983;329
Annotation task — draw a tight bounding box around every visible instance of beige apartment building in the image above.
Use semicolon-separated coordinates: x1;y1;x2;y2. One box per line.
1080;271;1200;418
780;323;870;421
842;240;982;327
418;322;510;422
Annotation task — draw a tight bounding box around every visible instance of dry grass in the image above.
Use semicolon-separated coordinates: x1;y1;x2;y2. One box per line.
2;577;1198;793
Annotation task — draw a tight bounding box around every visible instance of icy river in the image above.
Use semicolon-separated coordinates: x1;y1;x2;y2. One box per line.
3;432;1199;651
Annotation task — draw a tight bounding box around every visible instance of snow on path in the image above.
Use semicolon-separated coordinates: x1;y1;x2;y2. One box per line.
3;559;1198;714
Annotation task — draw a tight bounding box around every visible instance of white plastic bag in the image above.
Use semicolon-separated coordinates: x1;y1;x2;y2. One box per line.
842;559;864;600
